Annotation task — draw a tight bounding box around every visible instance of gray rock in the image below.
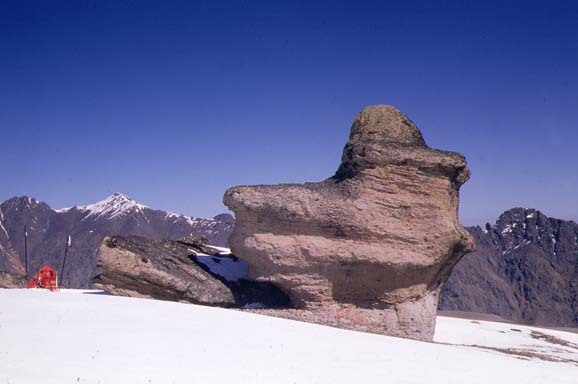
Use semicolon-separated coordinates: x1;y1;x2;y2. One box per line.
441;208;578;327
92;236;236;306
92;235;291;308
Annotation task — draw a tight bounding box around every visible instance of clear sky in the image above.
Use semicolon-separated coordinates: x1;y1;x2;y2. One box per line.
1;0;577;226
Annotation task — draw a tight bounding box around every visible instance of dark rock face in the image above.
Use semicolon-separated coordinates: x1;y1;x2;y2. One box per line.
224;105;473;341
0;194;234;288
93;236;290;308
93;236;236;306
440;208;578;327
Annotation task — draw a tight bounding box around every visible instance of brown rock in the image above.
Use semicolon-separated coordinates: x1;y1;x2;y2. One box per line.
92;236;236;306
91;235;291;308
224;105;474;341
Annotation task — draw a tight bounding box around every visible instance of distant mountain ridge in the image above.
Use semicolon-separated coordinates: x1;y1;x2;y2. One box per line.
441;208;578;327
0;193;234;288
3;195;577;328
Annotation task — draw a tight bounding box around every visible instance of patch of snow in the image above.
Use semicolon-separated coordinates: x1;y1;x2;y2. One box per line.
184;216;214;227
527;213;535;219
166;210;217;228
0;290;577;383
501;224;512;235
165;211;180;219
207;245;232;255
195;255;248;281
435;316;578;365
0;211;8;238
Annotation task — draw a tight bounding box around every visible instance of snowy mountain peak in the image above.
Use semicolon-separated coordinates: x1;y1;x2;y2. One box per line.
107;192;135;204
77;193;149;219
3;196;40;208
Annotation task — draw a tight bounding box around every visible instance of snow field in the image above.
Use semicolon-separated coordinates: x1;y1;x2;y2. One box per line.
0;289;577;384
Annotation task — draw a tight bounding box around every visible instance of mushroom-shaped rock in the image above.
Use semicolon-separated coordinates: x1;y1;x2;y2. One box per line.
224;105;474;341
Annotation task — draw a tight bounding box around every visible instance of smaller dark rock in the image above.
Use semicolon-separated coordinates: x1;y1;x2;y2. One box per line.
92;236;236;306
92;235;290;309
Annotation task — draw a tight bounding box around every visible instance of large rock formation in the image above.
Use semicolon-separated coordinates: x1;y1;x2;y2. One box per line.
224;105;474;341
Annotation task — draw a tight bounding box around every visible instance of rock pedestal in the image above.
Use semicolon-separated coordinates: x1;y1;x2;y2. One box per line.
224;105;474;341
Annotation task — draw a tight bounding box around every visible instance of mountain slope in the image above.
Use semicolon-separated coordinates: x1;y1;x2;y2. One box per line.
0;194;234;288
441;208;578;326
0;289;576;383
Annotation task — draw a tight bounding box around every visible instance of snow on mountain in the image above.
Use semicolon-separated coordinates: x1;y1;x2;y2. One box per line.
0;289;576;383
0;210;8;238
58;193;218;227
441;208;578;327
0;194;235;287
73;192;148;219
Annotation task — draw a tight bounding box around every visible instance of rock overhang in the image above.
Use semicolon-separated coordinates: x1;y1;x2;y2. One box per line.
223;105;474;341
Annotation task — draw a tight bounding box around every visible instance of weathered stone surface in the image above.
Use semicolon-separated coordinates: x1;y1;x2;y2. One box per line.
92;235;291;308
92;236;236;306
0;271;27;288
224;105;474;341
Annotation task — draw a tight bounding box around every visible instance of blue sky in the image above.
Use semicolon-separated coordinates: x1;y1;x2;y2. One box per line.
1;0;577;225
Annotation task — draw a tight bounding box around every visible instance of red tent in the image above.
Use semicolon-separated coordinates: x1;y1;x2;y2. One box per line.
26;265;58;291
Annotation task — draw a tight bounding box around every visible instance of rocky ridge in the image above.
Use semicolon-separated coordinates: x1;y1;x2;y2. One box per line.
441;208;578;326
0;194;234;288
225;105;474;341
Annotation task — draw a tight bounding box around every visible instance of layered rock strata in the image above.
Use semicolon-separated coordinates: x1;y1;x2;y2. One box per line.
93;236;236;305
224;105;474;341
92;236;290;308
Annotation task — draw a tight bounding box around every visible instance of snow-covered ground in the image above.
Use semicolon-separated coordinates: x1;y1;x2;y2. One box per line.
1;289;577;384
435;316;578;365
